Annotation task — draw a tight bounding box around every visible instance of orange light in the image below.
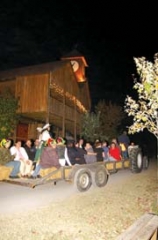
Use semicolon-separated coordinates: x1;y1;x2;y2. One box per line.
76;72;86;82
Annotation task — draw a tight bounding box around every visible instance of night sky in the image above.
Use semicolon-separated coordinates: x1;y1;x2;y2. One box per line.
0;0;157;109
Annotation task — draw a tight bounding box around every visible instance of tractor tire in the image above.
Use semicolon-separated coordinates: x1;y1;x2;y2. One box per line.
92;166;109;187
73;168;92;192
143;156;149;170
129;147;143;173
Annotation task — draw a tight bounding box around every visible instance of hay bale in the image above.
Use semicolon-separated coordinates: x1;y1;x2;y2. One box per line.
0;165;13;180
40;167;62;180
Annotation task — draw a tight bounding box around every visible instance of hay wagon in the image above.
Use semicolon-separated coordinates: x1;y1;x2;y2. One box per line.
1;145;149;192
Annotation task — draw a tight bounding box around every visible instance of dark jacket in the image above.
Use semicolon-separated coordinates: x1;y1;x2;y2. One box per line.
24;145;36;161
40;147;60;168
67;146;86;165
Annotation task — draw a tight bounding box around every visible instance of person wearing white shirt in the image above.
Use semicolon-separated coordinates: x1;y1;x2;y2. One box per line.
41;123;51;142
34;123;51;163
10;140;33;177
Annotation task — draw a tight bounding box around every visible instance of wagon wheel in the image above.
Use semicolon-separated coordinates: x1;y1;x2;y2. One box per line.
129;147;143;173
93;166;108;187
73;168;92;192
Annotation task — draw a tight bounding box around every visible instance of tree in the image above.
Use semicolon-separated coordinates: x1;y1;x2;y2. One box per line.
0;89;19;139
81;101;124;142
124;53;158;139
95;100;125;140
80;111;100;142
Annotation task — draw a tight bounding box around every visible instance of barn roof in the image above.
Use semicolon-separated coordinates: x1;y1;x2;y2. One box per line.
61;50;88;67
0;60;69;81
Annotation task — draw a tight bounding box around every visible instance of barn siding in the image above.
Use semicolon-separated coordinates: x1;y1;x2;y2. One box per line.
16;74;49;113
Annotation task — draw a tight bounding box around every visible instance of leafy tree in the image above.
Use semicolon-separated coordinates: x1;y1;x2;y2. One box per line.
95;100;125;140
124;53;158;139
80;111;100;142
0;89;19;139
81;101;124;142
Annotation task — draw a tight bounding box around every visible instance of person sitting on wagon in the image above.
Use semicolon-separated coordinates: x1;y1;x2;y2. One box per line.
56;137;67;166
24;139;37;169
118;130;130;158
108;142;122;161
102;140;109;161
75;141;86;164
77;138;85;149
65;140;86;165
10;140;33;178
84;142;97;164
30;138;60;179
1;138;21;179
93;140;104;162
119;142;128;159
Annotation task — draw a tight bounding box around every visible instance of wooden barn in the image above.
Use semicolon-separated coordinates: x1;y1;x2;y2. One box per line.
0;50;91;141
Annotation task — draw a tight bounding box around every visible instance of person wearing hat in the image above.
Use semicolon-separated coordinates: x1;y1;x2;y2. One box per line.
0;139;11;148
41;123;51;141
34;123;51;163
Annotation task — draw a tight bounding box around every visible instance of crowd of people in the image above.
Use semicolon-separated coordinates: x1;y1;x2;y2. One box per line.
2;123;132;179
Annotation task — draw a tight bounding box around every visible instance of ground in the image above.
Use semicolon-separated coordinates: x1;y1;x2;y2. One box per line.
0;159;157;240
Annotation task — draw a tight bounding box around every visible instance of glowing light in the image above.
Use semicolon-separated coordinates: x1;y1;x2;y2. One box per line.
76;72;86;82
50;83;87;113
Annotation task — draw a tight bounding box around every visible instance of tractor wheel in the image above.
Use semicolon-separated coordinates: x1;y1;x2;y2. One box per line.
129;147;143;173
143;156;149;170
73;168;92;192
92;166;109;187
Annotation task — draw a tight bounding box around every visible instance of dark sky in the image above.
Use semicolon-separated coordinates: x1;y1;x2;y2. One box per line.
0;0;157;109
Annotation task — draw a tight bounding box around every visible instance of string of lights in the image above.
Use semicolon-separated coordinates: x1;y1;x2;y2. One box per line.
50;82;87;113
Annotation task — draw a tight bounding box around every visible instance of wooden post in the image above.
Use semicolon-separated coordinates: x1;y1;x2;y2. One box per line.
62;94;65;137
46;72;51;123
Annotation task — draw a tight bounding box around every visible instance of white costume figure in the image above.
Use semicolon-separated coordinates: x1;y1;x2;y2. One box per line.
41;123;51;142
34;123;51;162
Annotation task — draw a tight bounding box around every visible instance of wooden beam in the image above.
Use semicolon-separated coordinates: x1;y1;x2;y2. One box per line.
46;72;51;123
62;94;65;137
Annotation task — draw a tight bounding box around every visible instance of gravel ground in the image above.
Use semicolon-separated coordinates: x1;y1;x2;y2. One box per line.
0;159;157;240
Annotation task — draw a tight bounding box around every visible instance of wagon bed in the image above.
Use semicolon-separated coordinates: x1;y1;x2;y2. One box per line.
1;146;148;192
2;159;130;191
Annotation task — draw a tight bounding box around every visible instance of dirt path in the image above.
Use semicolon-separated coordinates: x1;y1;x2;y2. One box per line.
0;159;157;240
0;162;138;215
